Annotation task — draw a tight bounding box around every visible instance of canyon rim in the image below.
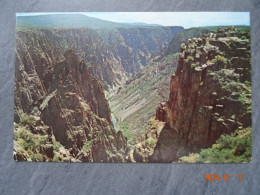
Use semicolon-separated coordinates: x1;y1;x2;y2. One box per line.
13;12;252;163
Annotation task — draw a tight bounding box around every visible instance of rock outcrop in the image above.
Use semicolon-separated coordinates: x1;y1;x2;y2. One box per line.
14;35;128;162
134;27;251;162
166;28;211;55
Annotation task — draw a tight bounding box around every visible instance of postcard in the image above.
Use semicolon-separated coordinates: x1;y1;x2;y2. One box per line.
14;12;251;163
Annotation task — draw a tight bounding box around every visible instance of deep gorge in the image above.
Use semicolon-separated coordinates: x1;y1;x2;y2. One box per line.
14;14;251;163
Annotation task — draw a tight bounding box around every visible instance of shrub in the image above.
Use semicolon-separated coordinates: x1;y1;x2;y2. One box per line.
197;127;252;163
82;140;94;151
178;153;199;163
241;35;247;40
187;56;194;62
17;129;35;150
19;115;36;126
52;156;59;162
191;62;200;68
149;117;156;125
53;139;62;152
145;138;157;148
30;153;43;161
14;127;48;161
212;55;227;65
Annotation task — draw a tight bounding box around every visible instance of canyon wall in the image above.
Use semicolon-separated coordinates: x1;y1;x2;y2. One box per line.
14;24;184;162
101;27;184;73
14;31;128;162
134;27;251;162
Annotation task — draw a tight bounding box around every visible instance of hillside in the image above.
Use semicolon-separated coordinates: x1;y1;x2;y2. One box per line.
16;14;131;30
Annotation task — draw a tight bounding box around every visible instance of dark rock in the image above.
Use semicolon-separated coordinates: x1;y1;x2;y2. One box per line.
156;102;166;121
40;144;54;158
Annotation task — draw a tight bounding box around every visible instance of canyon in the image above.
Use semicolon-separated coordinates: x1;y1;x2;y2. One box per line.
14;14;251;163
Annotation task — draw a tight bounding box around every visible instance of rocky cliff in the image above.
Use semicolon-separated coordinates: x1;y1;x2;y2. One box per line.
16;29;128;91
14;34;128;162
134;27;251;162
15;26;184;91
101;27;184;73
13;23;184;162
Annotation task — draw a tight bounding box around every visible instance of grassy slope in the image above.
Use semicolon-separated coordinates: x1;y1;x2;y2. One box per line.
108;53;179;145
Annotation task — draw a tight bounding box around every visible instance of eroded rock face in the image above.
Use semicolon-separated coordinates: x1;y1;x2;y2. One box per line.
134;27;251;162
14;35;128;162
102;27;184;73
15;29;128;91
15;27;184;91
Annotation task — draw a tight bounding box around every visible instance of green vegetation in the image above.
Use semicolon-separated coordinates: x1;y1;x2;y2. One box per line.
82;140;94;151
161;53;179;66
179;127;252;163
241;35;247;40
120;121;131;140
212;55;228;65
144;137;158;148
178;153;199;163
238;85;251;110
14;126;48;161
53;137;62;151
30;153;44;161
186;55;194;62
166;28;213;54
14;128;47;151
196;25;250;33
51;137;63;162
198;128;251;163
14;122;70;162
216;69;251;114
109;51;179;146
149;117;156;125
191;62;200;68
19;115;36;126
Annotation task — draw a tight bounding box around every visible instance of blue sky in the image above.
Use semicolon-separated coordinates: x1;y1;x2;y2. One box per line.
17;12;250;28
